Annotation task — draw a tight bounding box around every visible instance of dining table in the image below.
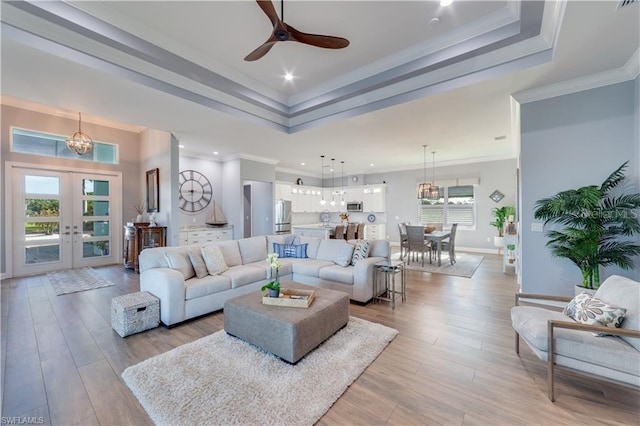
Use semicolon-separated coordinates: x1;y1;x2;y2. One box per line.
424;230;451;266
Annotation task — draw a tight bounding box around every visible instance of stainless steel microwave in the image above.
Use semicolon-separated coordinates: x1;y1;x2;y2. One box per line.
346;202;363;212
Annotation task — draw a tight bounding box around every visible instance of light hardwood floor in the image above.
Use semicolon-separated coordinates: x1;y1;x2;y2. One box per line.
2;254;638;425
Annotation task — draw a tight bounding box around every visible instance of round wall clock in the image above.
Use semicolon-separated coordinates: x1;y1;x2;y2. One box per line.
351;175;358;183
178;170;212;212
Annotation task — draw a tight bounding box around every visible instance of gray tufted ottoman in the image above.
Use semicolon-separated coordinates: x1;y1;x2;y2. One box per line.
224;283;349;363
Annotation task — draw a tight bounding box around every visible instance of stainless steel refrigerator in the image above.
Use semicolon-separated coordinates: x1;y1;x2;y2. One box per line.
274;199;292;234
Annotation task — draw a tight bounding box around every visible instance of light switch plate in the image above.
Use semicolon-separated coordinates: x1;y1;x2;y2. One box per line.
531;222;543;232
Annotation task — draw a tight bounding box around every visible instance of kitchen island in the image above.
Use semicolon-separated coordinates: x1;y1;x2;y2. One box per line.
291;224;334;239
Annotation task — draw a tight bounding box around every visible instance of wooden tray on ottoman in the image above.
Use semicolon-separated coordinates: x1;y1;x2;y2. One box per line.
262;288;315;308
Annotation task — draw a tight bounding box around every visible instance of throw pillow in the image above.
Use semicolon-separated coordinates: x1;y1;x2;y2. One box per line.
201;245;229;275
163;251;195;280
351;240;371;266
334;244;355;267
564;292;627;335
187;246;208;279
273;243;308;258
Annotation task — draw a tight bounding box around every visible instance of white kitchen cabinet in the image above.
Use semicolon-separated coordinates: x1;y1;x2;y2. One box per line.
363;185;386;212
344;187;363;204
275;183;292;201
365;224;386;240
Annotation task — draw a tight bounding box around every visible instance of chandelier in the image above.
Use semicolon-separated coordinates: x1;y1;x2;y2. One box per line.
417;145;433;199
320;155;326;205
330;158;336;206
65;112;94;155
426;151;440;200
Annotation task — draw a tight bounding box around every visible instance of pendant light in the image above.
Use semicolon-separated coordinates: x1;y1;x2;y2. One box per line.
340;161;345;206
65;112;94;155
426;151;440;200
320;155;326;205
330;158;336;206
417;144;433;199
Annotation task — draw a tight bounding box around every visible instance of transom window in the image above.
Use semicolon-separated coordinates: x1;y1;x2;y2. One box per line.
419;185;476;229
11;128;117;164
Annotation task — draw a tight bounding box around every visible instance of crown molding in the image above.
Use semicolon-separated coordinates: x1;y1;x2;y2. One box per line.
513;48;639;104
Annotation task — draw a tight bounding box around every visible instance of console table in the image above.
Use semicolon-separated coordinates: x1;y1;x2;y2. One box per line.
123;223;167;273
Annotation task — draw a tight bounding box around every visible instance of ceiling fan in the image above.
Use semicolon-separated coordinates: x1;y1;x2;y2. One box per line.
244;0;350;61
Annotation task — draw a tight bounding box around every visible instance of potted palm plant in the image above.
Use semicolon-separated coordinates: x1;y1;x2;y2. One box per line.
491;205;515;249
533;161;640;291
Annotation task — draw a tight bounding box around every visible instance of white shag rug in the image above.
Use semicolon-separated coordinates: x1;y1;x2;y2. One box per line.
122;317;397;426
47;267;114;295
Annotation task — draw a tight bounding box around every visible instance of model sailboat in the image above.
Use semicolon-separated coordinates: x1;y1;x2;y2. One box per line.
206;201;228;227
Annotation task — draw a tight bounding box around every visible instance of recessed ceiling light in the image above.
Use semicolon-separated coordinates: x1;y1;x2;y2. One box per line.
178;144;185;148
440;0;453;7
370;163;374;167
301;162;305;166
284;72;294;81
213;151;219;155
430;17;440;25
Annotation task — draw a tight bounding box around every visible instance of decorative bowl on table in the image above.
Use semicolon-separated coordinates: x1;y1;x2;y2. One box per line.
424;226;436;234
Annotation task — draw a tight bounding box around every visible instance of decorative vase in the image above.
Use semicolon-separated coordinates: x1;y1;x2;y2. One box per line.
268;288;280;298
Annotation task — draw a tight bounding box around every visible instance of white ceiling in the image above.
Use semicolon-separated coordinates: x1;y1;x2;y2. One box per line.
1;0;638;177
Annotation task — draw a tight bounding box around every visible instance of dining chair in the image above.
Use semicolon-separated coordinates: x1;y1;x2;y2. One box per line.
436;223;458;264
405;225;432;267
356;223;366;240
346;223;357;240
398;223;409;260
334;225;345;239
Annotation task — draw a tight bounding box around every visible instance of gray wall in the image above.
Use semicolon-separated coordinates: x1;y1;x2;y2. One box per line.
0;105;141;274
520;80;638;295
366;159;517;249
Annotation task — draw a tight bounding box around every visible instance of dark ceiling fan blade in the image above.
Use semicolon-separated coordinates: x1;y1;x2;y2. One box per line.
244;39;278;61
287;25;350;49
256;0;281;28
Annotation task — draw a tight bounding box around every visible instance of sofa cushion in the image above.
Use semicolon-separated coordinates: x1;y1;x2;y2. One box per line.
511;306;639;376
267;234;296;251
221;265;267;289
201;245;229;275
594;275;640;351
292;260;334;277
296;236;321;259
187;246;208;279
351;240;371;265
319;265;354;285
273;243;307;258
203;240;242;267
334;244;355;267
316;239;351;262
238;236;268;265
368;240;390;258
185;274;232;300
164;251;195;280
246;259;294;278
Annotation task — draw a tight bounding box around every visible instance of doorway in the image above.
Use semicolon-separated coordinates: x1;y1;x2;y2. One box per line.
10;166;122;276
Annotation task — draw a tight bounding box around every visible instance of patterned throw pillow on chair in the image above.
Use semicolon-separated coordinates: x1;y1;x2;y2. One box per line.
563;292;626;335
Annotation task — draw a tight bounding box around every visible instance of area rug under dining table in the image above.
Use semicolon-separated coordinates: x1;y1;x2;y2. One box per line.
122;316;398;425
400;252;484;278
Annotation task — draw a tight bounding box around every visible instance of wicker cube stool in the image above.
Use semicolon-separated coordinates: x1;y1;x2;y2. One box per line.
224;283;349;363
111;291;160;337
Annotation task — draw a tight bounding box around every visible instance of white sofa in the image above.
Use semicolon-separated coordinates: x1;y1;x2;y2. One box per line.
511;275;640;401
138;234;390;326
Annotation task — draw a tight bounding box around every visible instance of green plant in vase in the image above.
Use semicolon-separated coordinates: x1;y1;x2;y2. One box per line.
534;161;640;290
261;253;282;297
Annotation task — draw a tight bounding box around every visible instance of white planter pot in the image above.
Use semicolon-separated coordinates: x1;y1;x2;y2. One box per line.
493;236;504;247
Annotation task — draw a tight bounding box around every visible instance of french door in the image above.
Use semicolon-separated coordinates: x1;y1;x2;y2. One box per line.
11;166;121;276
